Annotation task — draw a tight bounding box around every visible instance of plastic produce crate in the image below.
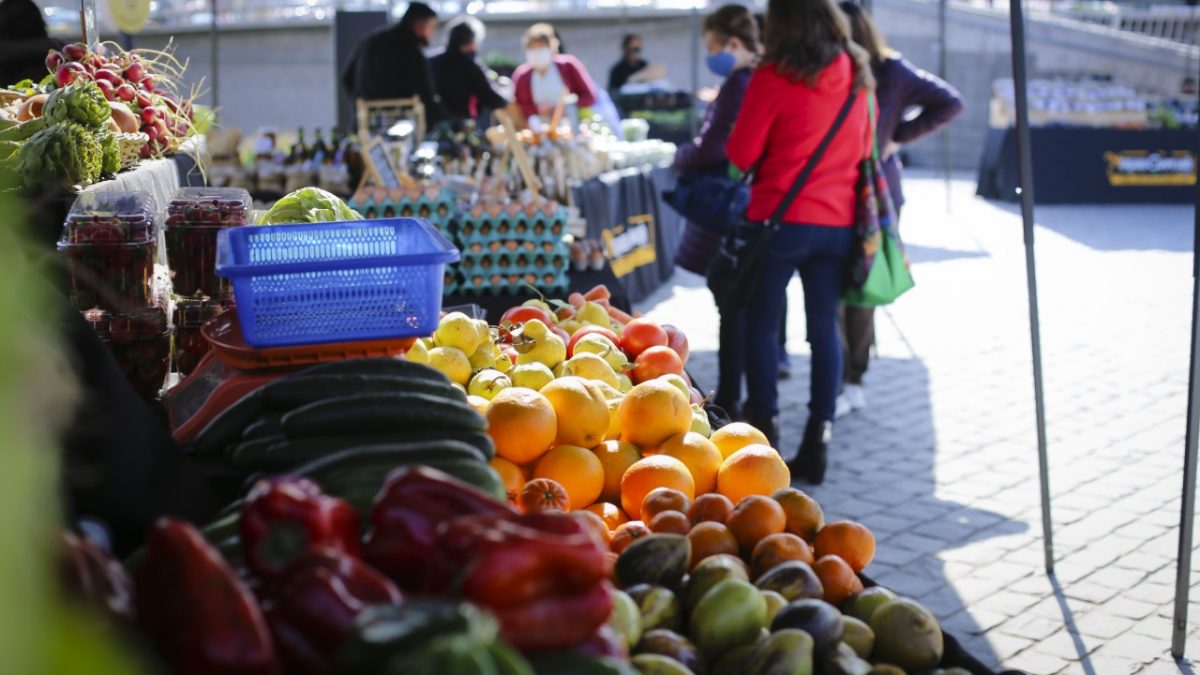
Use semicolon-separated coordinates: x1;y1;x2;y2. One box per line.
216;218;459;348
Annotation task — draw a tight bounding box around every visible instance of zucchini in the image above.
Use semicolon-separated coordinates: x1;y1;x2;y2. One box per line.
229;429;495;472
193;389;266;456
222;435;284;464
282;392;485;438
262;374;462;411
287;358;450;384
241;415;283;441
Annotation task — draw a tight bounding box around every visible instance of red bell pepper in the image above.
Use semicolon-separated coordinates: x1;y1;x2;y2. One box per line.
240;476;360;580
134;518;279;675
58;531;134;620
440;511;613;652
363;466;509;592
263;548;403;675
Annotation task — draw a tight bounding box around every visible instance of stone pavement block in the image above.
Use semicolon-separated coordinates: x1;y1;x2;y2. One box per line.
1007;650;1071;674
1062;581;1123;605
1126;582;1177;605
1035;629;1098;661
997;614;1066;642
1085;566;1151;590
987;631;1036;661
1072;612;1137;641
1103;596;1162;621
1094;632;1172;665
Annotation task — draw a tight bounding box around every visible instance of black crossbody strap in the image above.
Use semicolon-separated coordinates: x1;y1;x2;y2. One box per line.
766;87;859;227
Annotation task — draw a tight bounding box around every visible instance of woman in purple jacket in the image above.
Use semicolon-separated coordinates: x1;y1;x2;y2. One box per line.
836;1;963;417
673;4;762;415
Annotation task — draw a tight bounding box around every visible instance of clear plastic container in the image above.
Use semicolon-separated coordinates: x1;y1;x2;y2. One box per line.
62;191;156;244
83;305;171;400
165;187;251;298
173;298;225;376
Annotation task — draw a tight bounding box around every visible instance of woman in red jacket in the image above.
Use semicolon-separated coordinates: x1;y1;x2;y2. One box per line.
725;0;873;483
512;23;598;129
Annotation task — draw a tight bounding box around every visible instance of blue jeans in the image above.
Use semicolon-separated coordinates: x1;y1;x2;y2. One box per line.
715;299;789;412
744;224;854;424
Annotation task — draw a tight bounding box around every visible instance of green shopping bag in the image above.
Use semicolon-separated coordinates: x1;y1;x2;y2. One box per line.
844;225;914;306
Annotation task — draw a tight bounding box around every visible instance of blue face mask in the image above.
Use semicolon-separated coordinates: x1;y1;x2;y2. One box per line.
705;50;737;77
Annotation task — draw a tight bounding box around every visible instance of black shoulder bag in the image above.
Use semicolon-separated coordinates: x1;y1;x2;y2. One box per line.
706;89;860;311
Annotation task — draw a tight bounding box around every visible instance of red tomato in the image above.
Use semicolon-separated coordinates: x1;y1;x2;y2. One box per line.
501;305;554;327
632;346;684;383
567;325;620;357
662;324;690;365
620;319;668;359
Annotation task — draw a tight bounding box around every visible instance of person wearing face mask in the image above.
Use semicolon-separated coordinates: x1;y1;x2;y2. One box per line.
512;23;598;129
342;2;447;128
672;4;763;418
430;16;509;124
608;34;648;91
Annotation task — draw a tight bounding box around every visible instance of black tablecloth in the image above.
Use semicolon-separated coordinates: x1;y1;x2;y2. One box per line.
976;126;1196;204
572;165;684;304
443;264;632;322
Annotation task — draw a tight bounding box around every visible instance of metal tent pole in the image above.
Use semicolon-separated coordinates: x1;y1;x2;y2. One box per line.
210;0;219;111
689;4;699;137
1169;70;1200;660
1008;0;1054;574
938;0;951;212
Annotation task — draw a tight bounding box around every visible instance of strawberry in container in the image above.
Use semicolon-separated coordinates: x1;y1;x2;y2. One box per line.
173;297;225;376
84;305;171;400
58;191;157;310
165;187;251;299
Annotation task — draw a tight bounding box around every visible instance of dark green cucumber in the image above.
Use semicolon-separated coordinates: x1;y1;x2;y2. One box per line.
228;430;495;472
193;389;266;456
282;392;485;438
286;358;450;384
223;434;285;464
261;374;463;411
241;415;283;441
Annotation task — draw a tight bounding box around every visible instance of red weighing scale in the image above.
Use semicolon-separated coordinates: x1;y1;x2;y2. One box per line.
167;309;416;445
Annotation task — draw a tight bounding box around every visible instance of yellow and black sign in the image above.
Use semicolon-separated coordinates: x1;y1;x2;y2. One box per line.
601;213;657;278
1104;150;1196;187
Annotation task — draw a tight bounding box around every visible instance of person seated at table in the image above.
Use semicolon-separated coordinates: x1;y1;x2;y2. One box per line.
512;23;598;130
431;16;509;125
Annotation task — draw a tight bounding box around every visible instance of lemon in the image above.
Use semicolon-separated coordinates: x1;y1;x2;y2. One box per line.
563;353;620;389
523;299;553;313
558;319;583;336
691;405;712;437
573;333;628;371
591;381;624;401
469;369;512;400
405;338;429;364
473;319;492;349
468;342;496;371
578;301;609;328
521;319;550;341
427;346;472;385
466;395;490;415
517;333;566;370
658;374;691;401
435;312;481;354
492;343;513;373
511;362;555;391
617;374;633;393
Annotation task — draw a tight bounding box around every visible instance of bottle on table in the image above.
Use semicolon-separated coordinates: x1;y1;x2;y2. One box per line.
311;129;330;165
289;128;308;165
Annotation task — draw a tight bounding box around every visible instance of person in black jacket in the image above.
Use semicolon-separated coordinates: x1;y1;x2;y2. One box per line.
0;0;59;86
342;2;446;127
430;16;508;124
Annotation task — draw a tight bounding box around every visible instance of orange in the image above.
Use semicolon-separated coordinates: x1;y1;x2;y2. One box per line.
813;521;876;572
657;431;723;495
610;521;651;554
519;478;569;513
541;377;611;448
772;487;826;542
710;422;771;459
617;380;692;449
573;510;612;545
726;495;786;552
688;521;739;569
650;511;691;535
592;440;641;503
640;487;692;524
486;387;557;464
586;502;630;531
813;555;864;606
620;455;696;518
490;457;527;504
533;444;605;510
751;532;815;579
717;445;791;504
688;493;735;526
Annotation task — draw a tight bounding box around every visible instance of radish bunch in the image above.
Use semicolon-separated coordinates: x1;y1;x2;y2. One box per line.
44;42;197;159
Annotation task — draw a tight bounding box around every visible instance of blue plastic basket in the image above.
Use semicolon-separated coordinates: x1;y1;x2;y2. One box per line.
215;218;459;348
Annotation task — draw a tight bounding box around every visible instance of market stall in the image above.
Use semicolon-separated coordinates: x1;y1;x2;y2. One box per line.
976;78;1197;204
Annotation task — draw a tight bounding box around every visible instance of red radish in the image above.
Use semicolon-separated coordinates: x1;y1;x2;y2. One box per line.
93;68;123;85
140;106;161;124
63;42;87;61
87;54;107;70
161;97;179;113
94;79;115;100
45;50;63;71
123;61;144;82
139;76;156;92
116;83;136;102
55;62;85;87
144;125;160;142
135;92;153;109
139;144;152;159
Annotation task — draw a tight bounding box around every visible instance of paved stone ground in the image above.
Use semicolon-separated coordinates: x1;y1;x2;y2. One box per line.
636;173;1196;674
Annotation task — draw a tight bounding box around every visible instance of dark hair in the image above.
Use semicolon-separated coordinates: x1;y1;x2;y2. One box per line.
764;0;873;89
400;2;437;28
622;34;640;49
0;0;48;40
838;2;895;67
702;4;760;53
447;15;484;50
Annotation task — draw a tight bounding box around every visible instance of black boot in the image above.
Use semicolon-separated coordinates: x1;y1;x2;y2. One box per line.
790;418;832;485
745;413;780;449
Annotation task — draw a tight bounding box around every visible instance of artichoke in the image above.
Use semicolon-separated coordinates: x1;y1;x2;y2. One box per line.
12;122;102;188
0;82;111;143
98;132;120;177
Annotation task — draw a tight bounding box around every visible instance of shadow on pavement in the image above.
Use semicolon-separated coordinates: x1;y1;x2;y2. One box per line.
988;201;1193;253
686;347;1029;671
905;244;990;265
